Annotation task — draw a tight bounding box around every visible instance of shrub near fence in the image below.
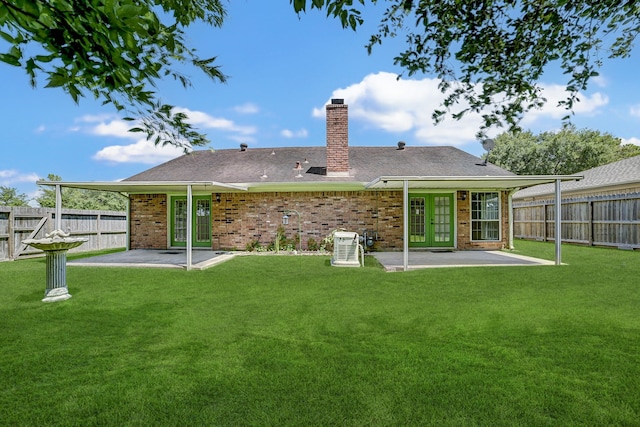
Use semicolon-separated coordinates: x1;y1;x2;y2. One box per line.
0;206;127;261
513;192;640;249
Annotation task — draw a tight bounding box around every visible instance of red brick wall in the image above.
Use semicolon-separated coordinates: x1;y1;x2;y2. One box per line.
211;191;403;250
129;194;167;249
129;190;510;251
326;103;349;175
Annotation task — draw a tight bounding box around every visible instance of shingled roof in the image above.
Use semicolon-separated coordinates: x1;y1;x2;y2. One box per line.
124;145;514;184
514;155;640;199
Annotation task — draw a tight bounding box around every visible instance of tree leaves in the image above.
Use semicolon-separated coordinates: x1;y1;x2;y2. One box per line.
0;186;29;207
293;0;640;137
291;0;365;30
36;174;127;210
487;126;640;175
0;0;227;148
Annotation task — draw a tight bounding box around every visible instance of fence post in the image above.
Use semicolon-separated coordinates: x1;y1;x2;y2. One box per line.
588;200;594;246
8;208;14;260
97;213;102;250
543;203;547;242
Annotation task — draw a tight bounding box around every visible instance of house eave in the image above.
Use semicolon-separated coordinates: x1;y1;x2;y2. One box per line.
365;175;583;190
242;181;367;192
35;181;249;194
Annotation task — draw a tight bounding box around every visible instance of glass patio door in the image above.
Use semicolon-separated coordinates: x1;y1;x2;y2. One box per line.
171;196;211;247
409;193;454;247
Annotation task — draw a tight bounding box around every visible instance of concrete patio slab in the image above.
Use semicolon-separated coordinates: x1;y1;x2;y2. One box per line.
67;249;554;272
68;249;234;270
372;250;555;271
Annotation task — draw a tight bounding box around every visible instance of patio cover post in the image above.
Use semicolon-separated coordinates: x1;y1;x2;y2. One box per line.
55;184;62;230
186;184;193;271
403;179;409;271
508;189;515;250
555;179;562;265
125;197;130;251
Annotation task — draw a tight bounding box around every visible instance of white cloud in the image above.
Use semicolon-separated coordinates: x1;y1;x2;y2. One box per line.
234;103;260;114
76;113;116;123
313;72;484;146
0;170;40;186
314;72;610;147
174;107;257;136
591;75;608;88
73;114;140;140
281;128;309;138
629;105;640;118
78;108;258;164
621;137;640;146
91;119;138;139
521;84;608;124
93;138;185;164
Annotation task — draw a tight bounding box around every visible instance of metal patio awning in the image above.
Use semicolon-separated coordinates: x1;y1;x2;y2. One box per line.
365;174;583;271
35;180;249;194
365;175;583;190
37;180;248;271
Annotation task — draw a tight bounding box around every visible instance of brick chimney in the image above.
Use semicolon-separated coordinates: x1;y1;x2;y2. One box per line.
326;99;349;177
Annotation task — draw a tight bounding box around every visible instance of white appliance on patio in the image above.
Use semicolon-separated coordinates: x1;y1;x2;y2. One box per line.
331;231;364;267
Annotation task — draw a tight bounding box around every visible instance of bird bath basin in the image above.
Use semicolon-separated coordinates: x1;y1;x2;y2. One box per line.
22;230;88;302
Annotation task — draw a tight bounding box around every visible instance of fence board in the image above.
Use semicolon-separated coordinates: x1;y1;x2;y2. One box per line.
514;193;640;249
0;207;126;261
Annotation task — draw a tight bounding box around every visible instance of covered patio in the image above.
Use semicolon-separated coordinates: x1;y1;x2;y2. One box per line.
44;174;581;272
66;248;555;271
365;175;581;270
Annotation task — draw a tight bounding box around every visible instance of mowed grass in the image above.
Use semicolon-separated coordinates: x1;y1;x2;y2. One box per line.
1;241;639;426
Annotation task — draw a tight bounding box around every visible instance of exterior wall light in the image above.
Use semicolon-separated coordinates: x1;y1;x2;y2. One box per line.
282;210;302;253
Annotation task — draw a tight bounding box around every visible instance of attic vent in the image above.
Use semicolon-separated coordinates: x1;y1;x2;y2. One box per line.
240;143;248;151
331;98;344;105
397;141;406;150
306;166;326;176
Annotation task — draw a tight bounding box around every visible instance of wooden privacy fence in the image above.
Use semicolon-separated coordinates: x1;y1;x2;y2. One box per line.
0;207;127;261
513;192;640;249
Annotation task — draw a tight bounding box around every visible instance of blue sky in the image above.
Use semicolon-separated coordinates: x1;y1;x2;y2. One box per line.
2;1;640;203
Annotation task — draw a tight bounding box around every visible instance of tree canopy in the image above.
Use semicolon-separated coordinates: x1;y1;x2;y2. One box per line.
4;1;639;145
1;0;227;150
292;0;640;137
36;174;127;211
487;126;640;175
0;186;29;206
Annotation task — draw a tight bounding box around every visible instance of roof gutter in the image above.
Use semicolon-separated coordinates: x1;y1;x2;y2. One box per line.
35;181;249;193
365;175;583;190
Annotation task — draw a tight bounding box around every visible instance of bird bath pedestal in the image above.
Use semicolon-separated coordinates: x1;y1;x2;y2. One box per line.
22;230;88;303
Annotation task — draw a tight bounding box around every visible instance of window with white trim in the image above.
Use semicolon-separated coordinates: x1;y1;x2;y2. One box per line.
471;192;500;241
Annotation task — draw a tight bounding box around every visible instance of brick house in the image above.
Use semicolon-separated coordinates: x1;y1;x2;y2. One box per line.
45;100;581;265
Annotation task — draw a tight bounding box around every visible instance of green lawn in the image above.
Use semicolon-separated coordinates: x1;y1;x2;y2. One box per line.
1;241;639;426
